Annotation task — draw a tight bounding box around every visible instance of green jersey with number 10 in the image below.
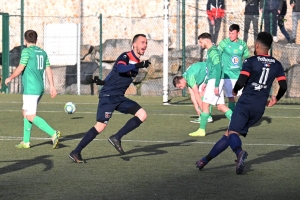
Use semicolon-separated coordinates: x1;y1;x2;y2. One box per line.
20;45;50;95
218;38;249;79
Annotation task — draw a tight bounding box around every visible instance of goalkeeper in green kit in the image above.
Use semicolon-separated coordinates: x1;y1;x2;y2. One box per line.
5;30;61;149
173;62;213;125
218;24;250;111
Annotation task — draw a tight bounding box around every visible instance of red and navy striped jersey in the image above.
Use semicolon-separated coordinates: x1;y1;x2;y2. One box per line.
237;55;286;112
100;50;140;97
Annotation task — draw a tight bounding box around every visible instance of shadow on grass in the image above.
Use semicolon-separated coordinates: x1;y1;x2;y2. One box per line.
71;117;84;119
190;115;272;125
204;145;300;174
205;116;272;136
0;155;53;175
85;139;197;162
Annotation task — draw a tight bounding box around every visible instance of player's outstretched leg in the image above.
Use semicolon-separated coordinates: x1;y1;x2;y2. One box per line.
69;127;99;163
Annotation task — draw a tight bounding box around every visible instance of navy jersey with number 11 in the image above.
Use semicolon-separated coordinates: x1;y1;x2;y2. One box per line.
237;55;286;112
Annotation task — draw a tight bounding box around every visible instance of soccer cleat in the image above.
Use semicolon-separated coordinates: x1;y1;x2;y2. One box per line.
188;129;206;137
207;116;213;123
196;159;207;170
16;141;30;149
69;151;85;163
236;151;248;175
52;130;61;149
108;135;125;155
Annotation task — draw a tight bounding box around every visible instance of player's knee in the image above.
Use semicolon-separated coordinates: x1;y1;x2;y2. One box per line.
25;114;36;122
135;108;147;122
94;122;107;133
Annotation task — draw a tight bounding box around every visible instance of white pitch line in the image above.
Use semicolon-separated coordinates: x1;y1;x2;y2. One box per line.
0;109;300;118
1;101;300;109
0;136;299;147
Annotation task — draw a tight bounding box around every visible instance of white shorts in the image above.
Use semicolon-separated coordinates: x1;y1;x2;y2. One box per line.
223;79;242;97
22;95;42;115
203;79;225;105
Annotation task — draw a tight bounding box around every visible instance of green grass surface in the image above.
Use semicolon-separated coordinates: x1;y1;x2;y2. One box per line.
0;94;300;199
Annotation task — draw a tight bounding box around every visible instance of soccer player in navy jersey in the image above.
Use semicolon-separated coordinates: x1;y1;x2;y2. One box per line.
195;32;287;174
69;34;151;163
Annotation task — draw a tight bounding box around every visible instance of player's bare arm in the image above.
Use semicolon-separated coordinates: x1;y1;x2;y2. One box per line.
188;87;200;115
191;85;203;114
5;64;25;85
45;67;57;98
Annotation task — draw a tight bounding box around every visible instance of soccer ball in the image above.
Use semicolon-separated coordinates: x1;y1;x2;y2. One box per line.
64;102;76;114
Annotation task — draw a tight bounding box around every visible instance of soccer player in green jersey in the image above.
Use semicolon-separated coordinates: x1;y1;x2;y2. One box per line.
189;33;233;137
173;62;213;124
5;30;61;149
218;24;250;111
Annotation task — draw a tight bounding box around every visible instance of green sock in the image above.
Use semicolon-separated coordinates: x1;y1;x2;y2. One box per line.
228;102;236;111
200;112;210;129
23;118;32;143
209;105;212;116
33;116;55;137
225;109;233;120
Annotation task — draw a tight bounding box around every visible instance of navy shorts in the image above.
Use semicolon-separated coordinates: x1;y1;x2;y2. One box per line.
228;104;264;136
96;96;141;123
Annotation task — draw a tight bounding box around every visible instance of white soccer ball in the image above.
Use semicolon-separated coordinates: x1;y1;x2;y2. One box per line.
64;102;76;114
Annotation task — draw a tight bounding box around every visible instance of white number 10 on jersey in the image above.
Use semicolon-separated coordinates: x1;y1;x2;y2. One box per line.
36;55;44;70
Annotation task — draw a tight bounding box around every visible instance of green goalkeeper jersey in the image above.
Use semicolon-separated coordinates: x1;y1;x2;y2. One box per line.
205;45;222;87
218;38;249;79
183;62;207;88
20;45;50;95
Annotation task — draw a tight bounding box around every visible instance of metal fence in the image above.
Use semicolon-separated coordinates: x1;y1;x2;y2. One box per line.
1;0;300;100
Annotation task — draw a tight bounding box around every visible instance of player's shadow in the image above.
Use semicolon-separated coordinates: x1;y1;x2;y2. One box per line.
31;140;69;149
71;117;84;119
0;155;53;175
205;116;273;136
85;139;197;162
205;145;300;174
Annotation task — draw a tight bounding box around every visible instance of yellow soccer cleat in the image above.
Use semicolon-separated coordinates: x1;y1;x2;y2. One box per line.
16;141;30;149
188;128;206;137
52;130;61;149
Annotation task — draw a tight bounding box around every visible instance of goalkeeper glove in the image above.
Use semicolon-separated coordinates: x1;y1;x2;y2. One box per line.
135;60;151;69
93;76;105;85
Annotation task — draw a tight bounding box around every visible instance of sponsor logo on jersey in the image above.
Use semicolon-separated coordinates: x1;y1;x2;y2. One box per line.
257;56;275;63
231;56;239;65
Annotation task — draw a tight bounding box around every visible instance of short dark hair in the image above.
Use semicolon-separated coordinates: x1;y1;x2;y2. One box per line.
24;30;38;43
132;34;146;44
256;32;273;49
172;76;183;87
198;32;211;40
229;24;240;32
